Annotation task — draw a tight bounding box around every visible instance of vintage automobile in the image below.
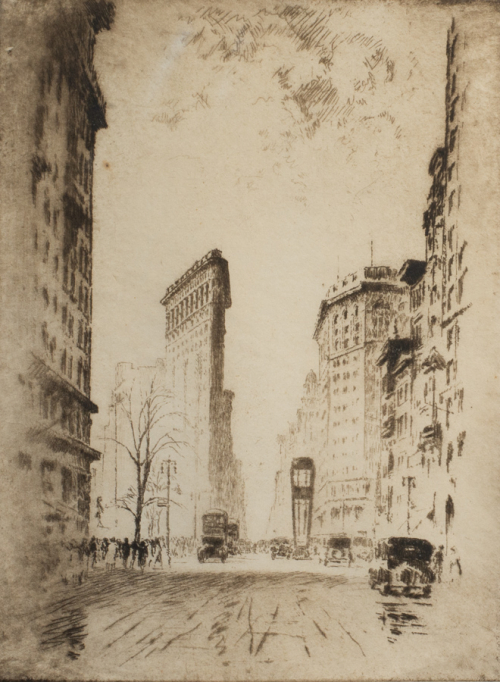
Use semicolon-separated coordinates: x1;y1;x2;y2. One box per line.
352;535;374;562
227;519;240;556
369;537;435;597
324;535;352;567
292;545;312;561
270;537;292;560
237;539;254;555
197;509;229;563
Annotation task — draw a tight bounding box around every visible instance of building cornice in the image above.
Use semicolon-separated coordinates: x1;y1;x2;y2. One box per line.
314;281;406;340
28;425;101;462
160;249;231;309
30;354;98;414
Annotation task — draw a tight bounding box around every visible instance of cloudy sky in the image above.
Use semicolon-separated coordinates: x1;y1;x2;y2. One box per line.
91;0;454;538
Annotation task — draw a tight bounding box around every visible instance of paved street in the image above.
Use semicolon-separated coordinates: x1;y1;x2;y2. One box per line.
4;554;496;681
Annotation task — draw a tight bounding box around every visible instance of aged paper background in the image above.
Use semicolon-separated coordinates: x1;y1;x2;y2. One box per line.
0;0;499;679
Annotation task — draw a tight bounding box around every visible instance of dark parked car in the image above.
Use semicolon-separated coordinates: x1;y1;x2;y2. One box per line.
352;535;374;562
324;535;352;567
369;537;435;597
270;537;292;560
292;546;312;560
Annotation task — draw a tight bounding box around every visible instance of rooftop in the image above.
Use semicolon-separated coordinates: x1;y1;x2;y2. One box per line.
313;266;400;339
160;249;230;307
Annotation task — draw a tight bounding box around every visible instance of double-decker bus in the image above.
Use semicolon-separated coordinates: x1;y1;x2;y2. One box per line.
290;457;315;547
197;509;229;563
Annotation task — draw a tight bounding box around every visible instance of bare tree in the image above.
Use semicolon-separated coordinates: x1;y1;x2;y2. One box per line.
107;377;185;543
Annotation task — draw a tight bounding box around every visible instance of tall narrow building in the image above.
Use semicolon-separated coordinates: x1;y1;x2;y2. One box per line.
161;250;246;538
311;267;409;540
377;15;500;580
0;0;114;589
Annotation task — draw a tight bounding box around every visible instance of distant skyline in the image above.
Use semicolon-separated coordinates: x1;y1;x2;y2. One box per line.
91;0;456;538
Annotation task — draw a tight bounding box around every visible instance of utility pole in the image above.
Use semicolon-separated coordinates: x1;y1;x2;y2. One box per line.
402;476;416;535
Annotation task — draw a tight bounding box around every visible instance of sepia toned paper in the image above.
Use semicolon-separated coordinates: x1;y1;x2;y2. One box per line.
0;0;499;680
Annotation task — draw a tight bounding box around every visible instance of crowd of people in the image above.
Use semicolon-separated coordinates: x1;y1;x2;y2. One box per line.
62;535;197;584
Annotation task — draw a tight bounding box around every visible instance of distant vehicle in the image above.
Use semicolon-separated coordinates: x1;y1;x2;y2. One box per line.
227;519;240;556
270;537;292;560
352;535;374;562
292;545;312;560
237;539;253;554
256;539;269;553
197;509;229;563
324;535;352;567
369;537;435;597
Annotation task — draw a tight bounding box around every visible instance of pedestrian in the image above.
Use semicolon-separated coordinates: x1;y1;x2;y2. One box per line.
433;545;444;583
101;537;109;562
449;546;462;581
138;540;148;573
106;538;117;571
130;539;139;569
122;538;131;569
89;536;98;569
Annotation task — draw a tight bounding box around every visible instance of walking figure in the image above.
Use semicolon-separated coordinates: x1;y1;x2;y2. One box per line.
449;546;462;581
122;538;131;569
433;545;444;583
138;540;148;573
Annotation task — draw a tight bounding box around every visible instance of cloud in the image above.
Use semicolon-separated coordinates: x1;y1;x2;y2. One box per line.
162;4;405;148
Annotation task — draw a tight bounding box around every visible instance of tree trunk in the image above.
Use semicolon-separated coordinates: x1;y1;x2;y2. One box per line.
134;505;142;544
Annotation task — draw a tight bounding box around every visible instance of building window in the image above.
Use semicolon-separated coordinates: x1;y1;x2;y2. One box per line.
449;34;458;63
49;337;56;362
77;359;83;389
448;190;456;215
447;285;454;312
458;272;465;303
449;127;458;154
61;467;74;503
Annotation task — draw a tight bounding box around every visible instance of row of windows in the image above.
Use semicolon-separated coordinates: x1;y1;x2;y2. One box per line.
332;384;357;396
332;398;361;413
331;354;359;368
166;283;211;331
62;268;91;316
333;306;359;325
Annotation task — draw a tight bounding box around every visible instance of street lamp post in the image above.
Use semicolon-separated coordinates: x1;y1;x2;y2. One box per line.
159;458;177;568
